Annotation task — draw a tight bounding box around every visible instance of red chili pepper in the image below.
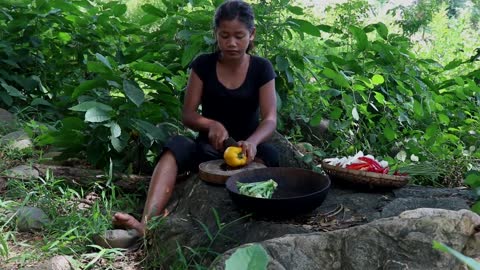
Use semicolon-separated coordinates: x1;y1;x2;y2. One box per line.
346;163;370;170
358;157;382;169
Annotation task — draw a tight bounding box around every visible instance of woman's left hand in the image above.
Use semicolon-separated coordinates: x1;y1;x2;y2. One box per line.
238;140;257;164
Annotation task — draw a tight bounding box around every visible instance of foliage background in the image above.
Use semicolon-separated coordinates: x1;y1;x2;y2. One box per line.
0;0;479;183
1;0;480;269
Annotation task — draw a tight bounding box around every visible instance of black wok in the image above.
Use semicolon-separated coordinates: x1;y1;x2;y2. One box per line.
225;167;331;217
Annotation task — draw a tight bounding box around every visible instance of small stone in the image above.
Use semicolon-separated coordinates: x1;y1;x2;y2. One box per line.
48;255;73;270
3;165;40;180
25;255;73;270
16;206;51;232
93;229;140;249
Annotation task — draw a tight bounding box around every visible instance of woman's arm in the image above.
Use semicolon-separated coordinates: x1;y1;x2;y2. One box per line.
182;70;229;150
241;79;277;162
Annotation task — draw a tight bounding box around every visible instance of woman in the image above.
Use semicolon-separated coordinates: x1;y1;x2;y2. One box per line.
113;0;279;237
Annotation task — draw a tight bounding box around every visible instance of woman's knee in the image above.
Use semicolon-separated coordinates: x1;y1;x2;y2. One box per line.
161;135;197;172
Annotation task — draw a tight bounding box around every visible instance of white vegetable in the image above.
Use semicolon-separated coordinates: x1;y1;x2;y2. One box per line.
325;151;389;169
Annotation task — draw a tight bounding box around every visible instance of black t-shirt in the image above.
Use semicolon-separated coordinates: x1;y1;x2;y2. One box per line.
189;52;276;141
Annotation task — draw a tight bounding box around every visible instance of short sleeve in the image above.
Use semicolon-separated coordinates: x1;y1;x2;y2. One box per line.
189;54;210;82
257;57;276;88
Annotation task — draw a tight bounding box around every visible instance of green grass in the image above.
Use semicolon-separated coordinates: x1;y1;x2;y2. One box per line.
0;156;144;268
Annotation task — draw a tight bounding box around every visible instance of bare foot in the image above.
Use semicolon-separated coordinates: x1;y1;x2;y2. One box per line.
112;213;145;236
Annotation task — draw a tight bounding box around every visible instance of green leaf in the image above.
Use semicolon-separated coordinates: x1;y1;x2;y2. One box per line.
438;114;450;125
383;125;396;141
323;68;349;88
95;53;112;70
444;59;463;71
432;241;480;269
352;107;359;121
110;122;121;138
348;25;368;51
0;92;13;106
471;201;480;214
275;56;289;72
59;117;85;131
131;119;167;142
123;79;144;107
371;74;385;85
139;14;159;25
85;107;111;123
70;101;113;112
57;32;71;42
31;98;52;107
72;79;106;99
374;92;385;104
181;43;201;67
0;81;26;99
288;18;320;37
413;99;424;118
87;62;112;74
330;107;343;120
464;171;480;188
372;22;388;39
454;77;464;86
111;3;127;17
225;244;269;270
141;4;166;17
111;137;125;152
425;124;438;140
287;5;304;15
309;113;322;126
130;61;170;75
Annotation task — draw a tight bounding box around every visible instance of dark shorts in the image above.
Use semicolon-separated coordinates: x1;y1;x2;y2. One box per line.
162;135;279;173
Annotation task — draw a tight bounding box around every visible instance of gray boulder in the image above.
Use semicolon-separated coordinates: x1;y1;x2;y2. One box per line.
213;208;480;270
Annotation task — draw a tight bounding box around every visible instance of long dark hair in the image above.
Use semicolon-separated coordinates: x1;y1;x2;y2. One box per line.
213;0;255;53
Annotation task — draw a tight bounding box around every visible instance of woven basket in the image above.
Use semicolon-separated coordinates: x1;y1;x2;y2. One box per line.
321;160;409;188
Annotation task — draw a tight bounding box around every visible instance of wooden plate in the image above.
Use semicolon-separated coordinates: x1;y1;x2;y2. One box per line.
198;159;266;185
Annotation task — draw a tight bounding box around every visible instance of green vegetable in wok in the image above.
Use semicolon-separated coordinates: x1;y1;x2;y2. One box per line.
236;179;278;199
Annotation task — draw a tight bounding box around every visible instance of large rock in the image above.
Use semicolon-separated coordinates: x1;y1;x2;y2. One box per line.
2;165;40;180
269;131;310;169
213;208;480;270
0;130;32;150
0;108;15;125
143;175;475;268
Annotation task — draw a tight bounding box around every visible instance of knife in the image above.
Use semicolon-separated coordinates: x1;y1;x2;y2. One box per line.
223;137;238;149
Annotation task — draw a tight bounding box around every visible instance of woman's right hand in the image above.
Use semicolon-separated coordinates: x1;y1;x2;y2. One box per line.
208;121;228;151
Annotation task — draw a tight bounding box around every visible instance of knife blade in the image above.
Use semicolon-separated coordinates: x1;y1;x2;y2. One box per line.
223;137;238;149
